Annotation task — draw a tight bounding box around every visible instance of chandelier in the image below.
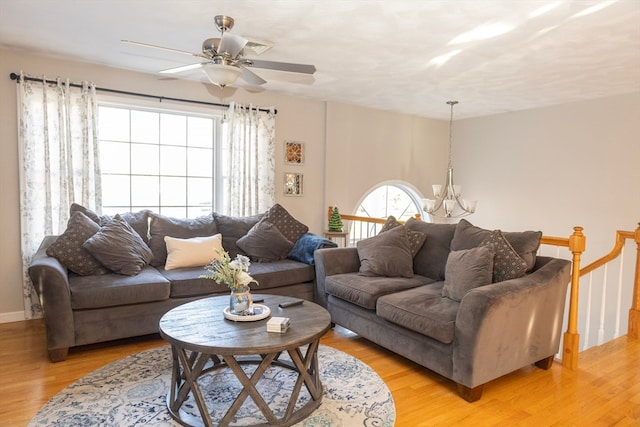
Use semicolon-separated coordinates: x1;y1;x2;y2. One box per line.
422;101;477;219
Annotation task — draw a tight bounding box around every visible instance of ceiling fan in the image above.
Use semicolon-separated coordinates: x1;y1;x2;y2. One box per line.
122;15;316;87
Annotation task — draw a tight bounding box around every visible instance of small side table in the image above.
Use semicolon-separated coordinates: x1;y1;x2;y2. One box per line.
324;230;349;247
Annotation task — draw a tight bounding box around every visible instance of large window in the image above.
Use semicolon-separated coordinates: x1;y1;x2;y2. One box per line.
98;104;221;218
355;182;423;222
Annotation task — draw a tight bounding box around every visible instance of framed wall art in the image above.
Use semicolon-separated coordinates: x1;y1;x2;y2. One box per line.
284;141;304;165
284;173;303;196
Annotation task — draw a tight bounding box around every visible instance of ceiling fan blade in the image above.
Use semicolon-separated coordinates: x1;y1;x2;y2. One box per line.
239;66;267;86
159;62;206;74
122;40;208;60
218;33;247;58
248;59;316;75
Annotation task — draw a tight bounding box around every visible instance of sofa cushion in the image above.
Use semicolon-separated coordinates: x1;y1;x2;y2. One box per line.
46;212;110;276
148;213;217;267
236;221;294;262
377;283;459;344
213;213;264;258
442;246;494;301
70;203;151;243
325;272;433;310
69;266;170;309
164;234;224;270
357;225;414;278
165;259;315;298
405;218;457;281
378;216;427;257
82;214;153;276
480;229;528;282
451;219;542;272
260;203;309;243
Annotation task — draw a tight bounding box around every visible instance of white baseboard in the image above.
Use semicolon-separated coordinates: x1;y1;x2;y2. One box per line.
0;311;27;324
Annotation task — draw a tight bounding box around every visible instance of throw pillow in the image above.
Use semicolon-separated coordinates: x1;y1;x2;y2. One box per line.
46;212;109;276
480;229;528;282
164;234;224;270
148;213;217;267
442;246;495;302
261;203;309;243
213;213;264;258
451;219;542;272
82;214;153;276
70;203;151;243
378;216;427;257
357;225;414;278
287;233;338;265
236;221;294;262
379;215;402;233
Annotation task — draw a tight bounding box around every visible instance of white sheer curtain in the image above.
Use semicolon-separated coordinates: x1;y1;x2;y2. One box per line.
17;73;102;318
222;102;276;216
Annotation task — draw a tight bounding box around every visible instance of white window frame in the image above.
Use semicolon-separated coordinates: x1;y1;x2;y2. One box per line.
97;95;225;217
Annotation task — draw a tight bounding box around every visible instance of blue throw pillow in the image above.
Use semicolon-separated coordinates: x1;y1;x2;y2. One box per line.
288;233;337;265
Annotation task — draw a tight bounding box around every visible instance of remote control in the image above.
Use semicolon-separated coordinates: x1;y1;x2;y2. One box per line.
279;299;304;308
252;298;264;303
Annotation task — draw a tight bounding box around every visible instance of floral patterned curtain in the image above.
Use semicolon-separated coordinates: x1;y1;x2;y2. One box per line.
17;73;101;318
222;102;275;217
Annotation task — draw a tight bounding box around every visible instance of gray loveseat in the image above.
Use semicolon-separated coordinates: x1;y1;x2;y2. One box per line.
314;218;571;401
29;203;334;362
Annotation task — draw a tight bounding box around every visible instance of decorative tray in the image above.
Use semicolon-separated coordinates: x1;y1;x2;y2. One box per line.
223;304;271;322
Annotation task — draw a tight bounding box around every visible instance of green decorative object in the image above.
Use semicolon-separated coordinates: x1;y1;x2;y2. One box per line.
328;207;344;232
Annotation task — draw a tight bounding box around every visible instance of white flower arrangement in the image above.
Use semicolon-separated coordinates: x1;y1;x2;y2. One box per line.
202;250;258;291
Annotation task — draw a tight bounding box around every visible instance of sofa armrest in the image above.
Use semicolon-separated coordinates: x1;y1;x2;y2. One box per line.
313;247;360;307
452;256;571;389
28;236;75;357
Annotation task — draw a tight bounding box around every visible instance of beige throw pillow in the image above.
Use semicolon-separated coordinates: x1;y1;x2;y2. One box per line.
164;234;224;270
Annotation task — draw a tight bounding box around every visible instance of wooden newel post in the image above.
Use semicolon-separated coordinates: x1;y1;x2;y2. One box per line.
562;226;586;370
628;222;640;339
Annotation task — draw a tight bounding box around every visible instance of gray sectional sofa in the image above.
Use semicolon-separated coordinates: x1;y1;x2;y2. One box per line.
314;218;571;401
29;203;334;362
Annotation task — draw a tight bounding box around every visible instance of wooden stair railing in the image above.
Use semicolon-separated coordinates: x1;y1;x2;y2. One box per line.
540;227;586;370
577;223;640;341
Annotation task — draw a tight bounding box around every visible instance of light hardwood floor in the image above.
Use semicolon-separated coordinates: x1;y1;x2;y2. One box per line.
1;319;638;426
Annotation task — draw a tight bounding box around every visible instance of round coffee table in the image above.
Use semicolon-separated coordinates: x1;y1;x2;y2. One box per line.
159;295;332;427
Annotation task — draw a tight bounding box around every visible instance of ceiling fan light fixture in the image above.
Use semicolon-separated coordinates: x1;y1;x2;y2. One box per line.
202;63;242;87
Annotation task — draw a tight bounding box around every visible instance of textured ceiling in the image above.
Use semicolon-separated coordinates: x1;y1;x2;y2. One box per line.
1;0;639;119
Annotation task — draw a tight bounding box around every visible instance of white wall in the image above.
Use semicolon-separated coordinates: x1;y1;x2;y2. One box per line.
453;94;640;347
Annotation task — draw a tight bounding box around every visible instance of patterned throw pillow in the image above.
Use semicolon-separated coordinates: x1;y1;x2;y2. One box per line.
480;229;528;282
261;203;309;243
379;216;402;233
46;212;109;276
83;215;153;276
378;216;426;257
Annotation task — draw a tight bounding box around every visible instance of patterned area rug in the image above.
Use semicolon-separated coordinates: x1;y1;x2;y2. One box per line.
29;345;395;426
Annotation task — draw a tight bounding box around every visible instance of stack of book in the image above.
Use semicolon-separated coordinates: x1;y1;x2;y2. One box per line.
267;316;290;333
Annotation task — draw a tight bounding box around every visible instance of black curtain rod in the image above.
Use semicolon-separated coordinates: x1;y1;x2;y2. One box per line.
9;72;276;114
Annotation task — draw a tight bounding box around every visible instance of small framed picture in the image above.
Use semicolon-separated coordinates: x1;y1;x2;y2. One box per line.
285;141;304;165
284;173;303;196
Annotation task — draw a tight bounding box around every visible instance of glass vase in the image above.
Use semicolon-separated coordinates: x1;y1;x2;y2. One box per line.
229;286;252;316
